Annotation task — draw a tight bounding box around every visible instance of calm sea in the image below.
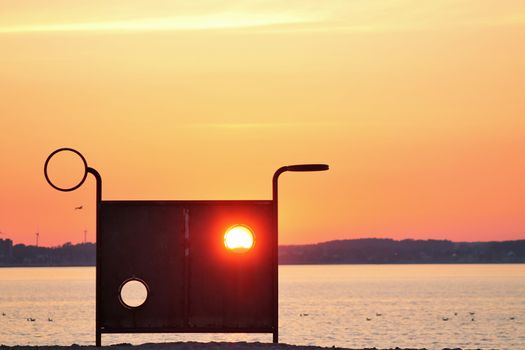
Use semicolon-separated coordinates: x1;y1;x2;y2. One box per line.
0;265;524;349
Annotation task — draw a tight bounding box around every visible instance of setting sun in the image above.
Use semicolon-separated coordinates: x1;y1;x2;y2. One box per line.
224;225;255;252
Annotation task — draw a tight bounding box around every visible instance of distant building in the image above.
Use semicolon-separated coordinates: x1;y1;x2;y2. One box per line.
0;238;13;260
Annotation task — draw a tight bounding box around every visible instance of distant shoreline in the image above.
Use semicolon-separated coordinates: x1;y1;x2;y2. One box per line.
1;238;524;266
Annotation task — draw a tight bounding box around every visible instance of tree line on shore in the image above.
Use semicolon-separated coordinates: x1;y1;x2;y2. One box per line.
0;239;95;266
1;237;524;266
279;238;525;264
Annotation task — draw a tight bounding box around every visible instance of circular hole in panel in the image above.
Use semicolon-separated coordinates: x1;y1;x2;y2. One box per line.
119;278;149;308
224;224;255;253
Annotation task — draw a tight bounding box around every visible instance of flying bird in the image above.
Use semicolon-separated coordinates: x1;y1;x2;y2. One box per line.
74;205;83;210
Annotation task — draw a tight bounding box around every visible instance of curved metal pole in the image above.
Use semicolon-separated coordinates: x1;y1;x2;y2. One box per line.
271;164;329;343
87;167;103;347
273;164;329;203
44;149;103;346
271;167;287;344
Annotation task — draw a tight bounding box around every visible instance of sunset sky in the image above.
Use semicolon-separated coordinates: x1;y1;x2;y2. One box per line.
1;1;524;246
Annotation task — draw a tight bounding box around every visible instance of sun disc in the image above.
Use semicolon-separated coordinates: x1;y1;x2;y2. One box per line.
224;225;255;253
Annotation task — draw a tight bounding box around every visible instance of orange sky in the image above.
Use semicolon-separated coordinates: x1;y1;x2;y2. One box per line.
1;1;524;246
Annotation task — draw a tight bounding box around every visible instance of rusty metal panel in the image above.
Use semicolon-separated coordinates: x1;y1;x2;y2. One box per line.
185;201;274;329
99;202;186;329
99;200;274;332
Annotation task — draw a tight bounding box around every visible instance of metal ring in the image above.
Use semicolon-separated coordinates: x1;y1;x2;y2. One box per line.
44;148;88;192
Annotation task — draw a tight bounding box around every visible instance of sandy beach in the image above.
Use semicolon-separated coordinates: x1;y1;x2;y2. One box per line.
0;342;470;350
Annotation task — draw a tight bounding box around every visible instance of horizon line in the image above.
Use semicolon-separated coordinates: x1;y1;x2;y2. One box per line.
2;236;524;249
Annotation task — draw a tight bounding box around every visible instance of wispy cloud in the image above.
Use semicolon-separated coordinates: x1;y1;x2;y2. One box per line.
0;12;317;34
185;121;347;129
1;1;523;35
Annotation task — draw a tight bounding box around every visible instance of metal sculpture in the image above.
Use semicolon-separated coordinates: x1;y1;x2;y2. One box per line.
44;148;328;346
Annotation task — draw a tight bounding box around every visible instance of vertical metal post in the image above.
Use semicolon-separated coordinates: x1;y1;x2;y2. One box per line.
271;164;328;343
272;166;287;344
88;167;102;347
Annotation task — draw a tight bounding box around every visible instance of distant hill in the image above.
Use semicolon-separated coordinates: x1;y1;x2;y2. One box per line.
279;238;525;264
1;238;524;266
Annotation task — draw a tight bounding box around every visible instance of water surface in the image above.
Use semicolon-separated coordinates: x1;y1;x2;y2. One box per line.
0;265;523;349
